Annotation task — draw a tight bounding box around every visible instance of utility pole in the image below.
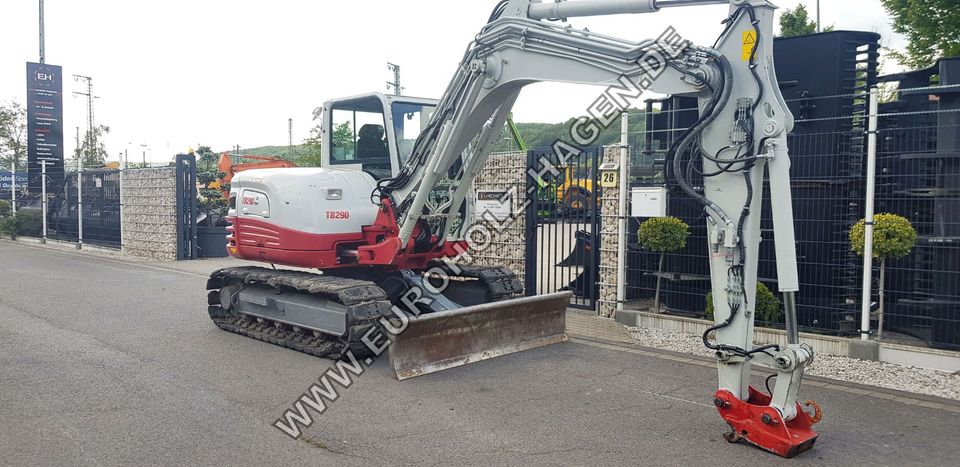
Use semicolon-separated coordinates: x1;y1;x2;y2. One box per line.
73;75;96;168
387;62;403;96
39;0;45;63
816;0;821;33
288;118;293;147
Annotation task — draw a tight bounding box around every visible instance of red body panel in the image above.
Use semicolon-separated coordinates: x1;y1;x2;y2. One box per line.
227;216;365;269
226;199;470;270
714;387;818;458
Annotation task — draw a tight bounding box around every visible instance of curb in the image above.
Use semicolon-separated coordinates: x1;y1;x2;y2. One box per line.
569;335;960;414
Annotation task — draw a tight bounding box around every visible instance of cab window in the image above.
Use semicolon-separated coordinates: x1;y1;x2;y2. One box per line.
330;98;392;180
391;102;435;164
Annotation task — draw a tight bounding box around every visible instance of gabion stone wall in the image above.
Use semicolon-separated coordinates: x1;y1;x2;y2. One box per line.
121;168;179;261
598;145;624;317
465;151;527;280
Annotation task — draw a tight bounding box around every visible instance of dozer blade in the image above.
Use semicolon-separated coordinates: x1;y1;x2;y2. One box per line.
389;291;572;380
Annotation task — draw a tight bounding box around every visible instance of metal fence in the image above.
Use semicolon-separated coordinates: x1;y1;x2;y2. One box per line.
1;161;173;250
622;86;960;351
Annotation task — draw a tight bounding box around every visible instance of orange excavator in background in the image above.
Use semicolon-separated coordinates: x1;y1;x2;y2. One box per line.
218;152;298;184
216;152;298;196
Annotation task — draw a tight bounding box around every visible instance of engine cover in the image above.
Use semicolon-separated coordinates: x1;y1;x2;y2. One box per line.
225;167;379;268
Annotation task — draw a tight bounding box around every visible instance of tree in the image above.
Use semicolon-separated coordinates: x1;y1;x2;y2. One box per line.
75;124;111;168
332;121;353;150
298;125;323;167
0;101;27;171
637;217;689;313
850;213;918;338
881;0;960;69
778;4;818;37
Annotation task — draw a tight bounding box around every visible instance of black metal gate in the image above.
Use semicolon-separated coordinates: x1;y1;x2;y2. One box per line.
175;154;198;260
524;145;602;311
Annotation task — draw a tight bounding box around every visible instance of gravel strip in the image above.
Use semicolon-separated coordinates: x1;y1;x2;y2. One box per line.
628;326;960;401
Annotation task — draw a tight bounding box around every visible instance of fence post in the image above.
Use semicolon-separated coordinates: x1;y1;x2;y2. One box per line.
40;161;48;244
119;156;125;253
9;161;15;213
523;149;538;296
860;88;879;341
616;112;629;313
77;163;83;249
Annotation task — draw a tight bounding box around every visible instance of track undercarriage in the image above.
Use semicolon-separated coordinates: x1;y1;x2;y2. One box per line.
205;264;526;361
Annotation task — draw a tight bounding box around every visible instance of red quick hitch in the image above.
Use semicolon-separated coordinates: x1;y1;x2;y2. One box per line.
713;387;819;458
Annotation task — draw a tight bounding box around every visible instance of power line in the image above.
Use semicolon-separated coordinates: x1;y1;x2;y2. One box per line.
72;75;96;165
387;62;403;96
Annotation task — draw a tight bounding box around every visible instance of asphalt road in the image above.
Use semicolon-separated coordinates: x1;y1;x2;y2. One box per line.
1;242;958;466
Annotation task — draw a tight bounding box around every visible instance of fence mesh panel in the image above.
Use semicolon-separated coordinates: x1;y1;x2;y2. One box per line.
624;89;960;350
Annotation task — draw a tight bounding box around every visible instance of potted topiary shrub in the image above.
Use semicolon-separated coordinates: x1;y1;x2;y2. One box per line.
637;216;689;313
850;213;917;338
195;147;230;258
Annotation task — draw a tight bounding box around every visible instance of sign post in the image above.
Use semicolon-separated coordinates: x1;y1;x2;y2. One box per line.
26;62;64;194
40;161;48;244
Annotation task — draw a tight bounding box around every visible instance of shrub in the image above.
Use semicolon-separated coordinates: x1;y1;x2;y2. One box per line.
638;217;690;312
637;216;689;252
13;209;43;237
849;213;917;259
0;200;10;217
849;213;917;338
0;214;19;237
706;282;782;324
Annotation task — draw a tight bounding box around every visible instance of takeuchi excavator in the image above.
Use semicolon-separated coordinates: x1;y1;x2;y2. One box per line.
205;0;821;457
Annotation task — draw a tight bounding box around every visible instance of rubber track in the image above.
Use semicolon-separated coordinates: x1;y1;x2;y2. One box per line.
206;267;390;360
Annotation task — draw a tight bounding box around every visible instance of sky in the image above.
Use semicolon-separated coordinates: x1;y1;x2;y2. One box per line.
0;1;906;164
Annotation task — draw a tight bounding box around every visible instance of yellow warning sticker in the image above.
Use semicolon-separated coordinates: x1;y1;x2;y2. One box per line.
742;30;757;61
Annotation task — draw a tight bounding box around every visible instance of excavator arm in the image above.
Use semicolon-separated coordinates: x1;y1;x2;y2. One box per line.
372;0;817;457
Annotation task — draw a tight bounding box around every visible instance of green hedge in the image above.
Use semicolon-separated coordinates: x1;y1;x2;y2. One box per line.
13;209;43;237
705;282;782;324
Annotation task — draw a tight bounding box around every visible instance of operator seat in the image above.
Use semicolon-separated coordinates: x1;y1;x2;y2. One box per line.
356;124;389;159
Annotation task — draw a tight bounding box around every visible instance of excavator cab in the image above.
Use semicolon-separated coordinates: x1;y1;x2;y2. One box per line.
321;93;437;180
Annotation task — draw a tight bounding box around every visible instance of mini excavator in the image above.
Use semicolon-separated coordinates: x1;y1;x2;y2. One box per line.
205;0;820;457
